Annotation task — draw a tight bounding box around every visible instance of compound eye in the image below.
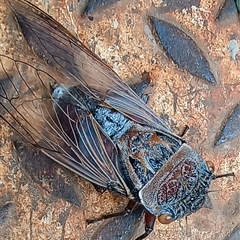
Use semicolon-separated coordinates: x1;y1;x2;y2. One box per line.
158;214;173;224
206;161;215;172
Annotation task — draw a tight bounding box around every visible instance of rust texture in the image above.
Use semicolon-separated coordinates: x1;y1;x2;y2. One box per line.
0;0;239;239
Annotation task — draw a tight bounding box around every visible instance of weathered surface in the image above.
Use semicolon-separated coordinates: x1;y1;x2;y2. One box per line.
84;0;120;14
217;0;239;22
227;225;240;240
151;17;216;84
156;0;201;14
215;104;240;146
0;0;239;239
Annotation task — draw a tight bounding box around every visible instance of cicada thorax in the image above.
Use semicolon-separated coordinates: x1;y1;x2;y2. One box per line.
118;126;213;220
139;144;213;218
117;126;182;197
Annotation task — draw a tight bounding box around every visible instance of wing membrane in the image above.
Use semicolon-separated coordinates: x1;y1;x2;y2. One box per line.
0;55;128;195
7;0;182;141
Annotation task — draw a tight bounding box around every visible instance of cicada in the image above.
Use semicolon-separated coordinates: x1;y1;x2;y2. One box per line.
0;0;231;239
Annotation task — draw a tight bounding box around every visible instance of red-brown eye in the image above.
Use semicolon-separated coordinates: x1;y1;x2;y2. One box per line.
206;161;215;172
158;214;173;224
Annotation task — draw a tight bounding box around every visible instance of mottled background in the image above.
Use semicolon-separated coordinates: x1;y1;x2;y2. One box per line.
0;0;239;239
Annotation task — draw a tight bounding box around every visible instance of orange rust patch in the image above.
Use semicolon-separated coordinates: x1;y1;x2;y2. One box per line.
150;133;163;144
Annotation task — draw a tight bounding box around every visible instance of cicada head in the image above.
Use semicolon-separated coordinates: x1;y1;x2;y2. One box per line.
138;143;214;223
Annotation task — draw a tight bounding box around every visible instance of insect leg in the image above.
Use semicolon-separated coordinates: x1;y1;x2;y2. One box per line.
179;125;189;137
135;211;156;240
130;72;153;104
87;199;138;224
91;184;107;194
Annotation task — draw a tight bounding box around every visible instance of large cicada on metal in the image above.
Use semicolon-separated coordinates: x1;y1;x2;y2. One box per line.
0;0;229;239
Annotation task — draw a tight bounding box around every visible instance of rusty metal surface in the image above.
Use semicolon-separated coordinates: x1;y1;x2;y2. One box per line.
0;0;239;239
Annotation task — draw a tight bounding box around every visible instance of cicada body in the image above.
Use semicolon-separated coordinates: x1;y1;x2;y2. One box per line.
0;0;215;239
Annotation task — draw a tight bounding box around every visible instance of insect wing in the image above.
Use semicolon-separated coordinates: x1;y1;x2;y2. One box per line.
0;54;128;196
7;0;181;141
0;55;60;145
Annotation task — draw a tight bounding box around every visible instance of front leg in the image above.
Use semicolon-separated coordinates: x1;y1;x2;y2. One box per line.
88;200;156;240
136;211;156;240
87;199;137;224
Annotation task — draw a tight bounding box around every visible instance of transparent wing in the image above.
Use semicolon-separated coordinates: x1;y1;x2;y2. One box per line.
7;0;182;141
0;55;128;196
